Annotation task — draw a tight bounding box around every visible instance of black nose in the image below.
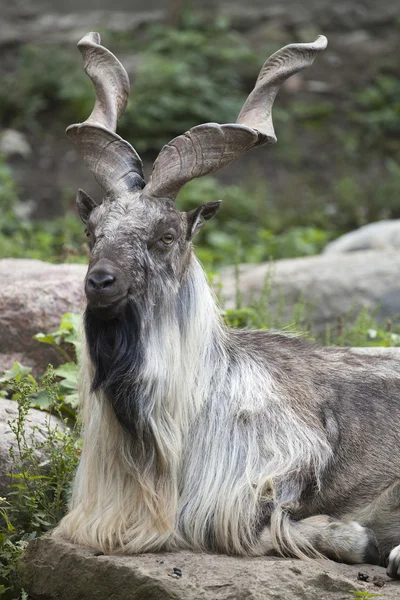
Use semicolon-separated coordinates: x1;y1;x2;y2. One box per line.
87;270;116;290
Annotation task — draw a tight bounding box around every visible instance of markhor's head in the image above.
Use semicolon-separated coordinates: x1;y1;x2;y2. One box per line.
70;32;327;320
80;191;220;320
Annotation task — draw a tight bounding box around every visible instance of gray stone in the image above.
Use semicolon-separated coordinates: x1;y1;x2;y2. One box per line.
20;536;400;599
0;129;31;159
324;220;400;254
247;21;289;49
0;259;86;375
350;347;400;358
0;398;63;496
218;250;400;334
0;10;163;46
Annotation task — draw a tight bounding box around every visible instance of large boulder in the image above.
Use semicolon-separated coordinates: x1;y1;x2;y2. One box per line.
20;536;398;600
0;259;86;374
324;220;400;254
218;250;400;334
0;398;63;496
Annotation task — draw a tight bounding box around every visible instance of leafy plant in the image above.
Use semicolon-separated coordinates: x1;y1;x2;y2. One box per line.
350;590;381;599
0;526;29;600
351;74;400;151
0;45;92;132
0;211;89;264
325;308;400;348
0;369;80;599
0;15;258;153
0;364;34;388
0;314;81;418
177;176;334;269
34;312;81;363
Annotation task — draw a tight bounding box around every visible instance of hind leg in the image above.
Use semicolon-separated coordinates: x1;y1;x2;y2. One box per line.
344;480;400;577
255;513;379;564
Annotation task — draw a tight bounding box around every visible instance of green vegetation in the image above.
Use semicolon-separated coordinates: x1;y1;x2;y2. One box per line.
116;15;259;151
0;212;88;263
2;13;398;159
351;75;400;152
178;177;334;268
0;156;87;263
350;590;381;599
32;313;80;416
224;277;400;348
0;15;258;148
0;45;92;134
0;312;82;599
0;369;80;599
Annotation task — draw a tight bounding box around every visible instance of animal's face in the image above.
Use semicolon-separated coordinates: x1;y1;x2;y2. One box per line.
78;190;220;319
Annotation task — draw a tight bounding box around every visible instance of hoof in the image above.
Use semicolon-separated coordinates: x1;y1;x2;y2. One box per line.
387;544;400;579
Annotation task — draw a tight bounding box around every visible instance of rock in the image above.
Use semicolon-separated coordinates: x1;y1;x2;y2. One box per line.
0;129;32;159
246;21;289;49
350;347;400;359
0;10;163;46
20;536;400;600
324;220;400;254
0;259;86;375
0;398;63;496
218;250;400;334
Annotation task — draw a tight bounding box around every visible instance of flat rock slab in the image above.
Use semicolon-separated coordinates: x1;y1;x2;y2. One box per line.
21;536;400;600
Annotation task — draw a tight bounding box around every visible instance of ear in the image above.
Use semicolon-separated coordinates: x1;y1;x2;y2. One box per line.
186;200;222;240
76;189;98;224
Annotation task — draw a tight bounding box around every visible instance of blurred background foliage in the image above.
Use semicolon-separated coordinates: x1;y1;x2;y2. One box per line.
0;4;399;270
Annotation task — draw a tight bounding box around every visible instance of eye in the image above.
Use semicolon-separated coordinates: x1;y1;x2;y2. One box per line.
160;233;174;245
85;230;91;238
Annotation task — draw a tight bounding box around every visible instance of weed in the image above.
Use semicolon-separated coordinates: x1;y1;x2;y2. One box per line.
350;590;381;599
0;369;80;599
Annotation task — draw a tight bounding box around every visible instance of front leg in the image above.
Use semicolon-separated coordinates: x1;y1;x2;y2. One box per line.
255;513;380;564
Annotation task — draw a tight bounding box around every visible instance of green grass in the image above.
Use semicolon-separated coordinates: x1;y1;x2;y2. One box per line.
350;591;381;599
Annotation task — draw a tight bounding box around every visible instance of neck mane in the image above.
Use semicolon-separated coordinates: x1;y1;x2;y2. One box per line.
85;256;225;469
